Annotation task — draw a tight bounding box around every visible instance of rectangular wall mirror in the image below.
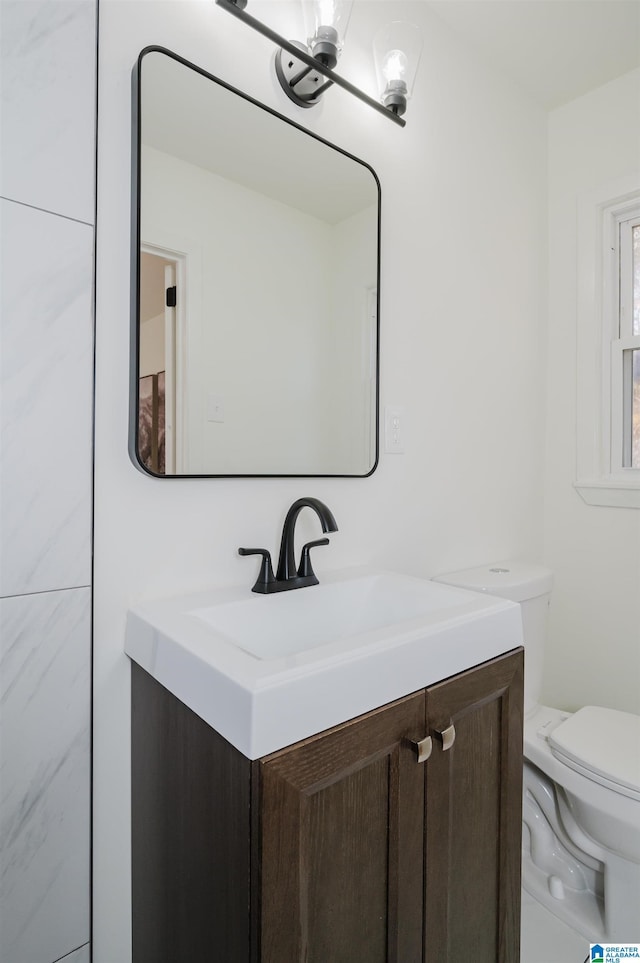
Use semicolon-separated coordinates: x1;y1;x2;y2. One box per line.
131;47;381;477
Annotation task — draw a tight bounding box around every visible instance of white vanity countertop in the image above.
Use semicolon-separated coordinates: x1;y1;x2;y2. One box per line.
125;567;523;759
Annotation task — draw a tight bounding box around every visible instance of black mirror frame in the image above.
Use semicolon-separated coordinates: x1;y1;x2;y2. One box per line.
130;46;380;479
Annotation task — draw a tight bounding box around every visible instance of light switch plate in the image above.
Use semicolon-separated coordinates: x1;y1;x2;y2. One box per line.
384;405;405;453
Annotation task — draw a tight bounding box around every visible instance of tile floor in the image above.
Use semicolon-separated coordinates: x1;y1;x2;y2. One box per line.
521;890;591;963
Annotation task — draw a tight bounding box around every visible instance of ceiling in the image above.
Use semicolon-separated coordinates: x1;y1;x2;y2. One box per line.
426;0;640;109
142;49;377;224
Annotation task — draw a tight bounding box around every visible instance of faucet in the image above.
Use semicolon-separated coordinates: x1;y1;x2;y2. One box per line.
239;497;338;594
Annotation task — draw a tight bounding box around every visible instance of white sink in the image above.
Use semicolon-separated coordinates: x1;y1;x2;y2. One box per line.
191;572;494;660
125;567;522;759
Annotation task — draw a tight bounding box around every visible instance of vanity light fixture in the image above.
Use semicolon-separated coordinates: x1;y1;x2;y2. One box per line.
215;0;421;127
373;22;423;118
301;0;353;69
274;0;353;108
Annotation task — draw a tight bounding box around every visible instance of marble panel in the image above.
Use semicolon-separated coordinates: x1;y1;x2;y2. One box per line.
0;200;93;598
0;0;97;223
0;588;91;963
59;942;91;963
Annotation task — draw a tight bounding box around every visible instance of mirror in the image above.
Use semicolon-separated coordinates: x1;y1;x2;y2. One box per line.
131;47;380;477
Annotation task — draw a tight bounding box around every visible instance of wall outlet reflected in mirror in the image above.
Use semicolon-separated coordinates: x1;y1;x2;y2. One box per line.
207;395;225;423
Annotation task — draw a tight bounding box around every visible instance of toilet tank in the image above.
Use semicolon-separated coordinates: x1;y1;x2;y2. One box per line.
433;562;553;717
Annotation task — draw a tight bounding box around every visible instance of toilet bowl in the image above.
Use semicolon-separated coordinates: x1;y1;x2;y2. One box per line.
433;561;640;943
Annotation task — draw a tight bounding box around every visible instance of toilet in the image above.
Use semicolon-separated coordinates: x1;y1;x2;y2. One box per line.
433;561;640;943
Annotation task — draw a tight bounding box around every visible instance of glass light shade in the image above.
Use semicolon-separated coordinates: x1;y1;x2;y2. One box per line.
301;0;354;68
373;22;422;115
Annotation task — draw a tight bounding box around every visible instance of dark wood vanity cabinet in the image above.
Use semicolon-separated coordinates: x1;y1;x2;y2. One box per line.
258;691;426;963
131;648;523;963
423;649;524;962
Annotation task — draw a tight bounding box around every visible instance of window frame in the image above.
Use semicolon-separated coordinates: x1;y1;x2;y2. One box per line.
575;176;640;509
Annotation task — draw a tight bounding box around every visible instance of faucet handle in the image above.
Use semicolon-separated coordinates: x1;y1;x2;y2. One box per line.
238;547;276;594
297;538;330;581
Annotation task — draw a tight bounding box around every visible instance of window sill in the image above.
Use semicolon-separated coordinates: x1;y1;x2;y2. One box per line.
574;479;640;509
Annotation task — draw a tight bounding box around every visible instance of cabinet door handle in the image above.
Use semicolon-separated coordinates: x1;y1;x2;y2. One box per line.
435;723;456;751
412;735;433;763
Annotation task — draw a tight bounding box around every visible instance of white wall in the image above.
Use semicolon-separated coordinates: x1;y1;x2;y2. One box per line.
543;69;640;715
329;204;379;472
94;2;547;958
139;312;164;376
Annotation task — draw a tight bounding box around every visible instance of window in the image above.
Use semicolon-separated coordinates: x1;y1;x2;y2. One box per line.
575;179;640;508
609;207;640;473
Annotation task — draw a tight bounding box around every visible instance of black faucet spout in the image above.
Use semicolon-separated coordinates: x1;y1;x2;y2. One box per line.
275;497;338;583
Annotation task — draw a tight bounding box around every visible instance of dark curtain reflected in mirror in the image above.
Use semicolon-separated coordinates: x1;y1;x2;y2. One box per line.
138;371;165;474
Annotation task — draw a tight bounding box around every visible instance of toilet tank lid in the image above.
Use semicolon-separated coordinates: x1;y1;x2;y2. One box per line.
433;561;553;602
549;706;640;799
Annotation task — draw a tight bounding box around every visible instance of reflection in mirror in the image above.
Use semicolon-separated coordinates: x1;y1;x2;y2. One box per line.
132;47;381;477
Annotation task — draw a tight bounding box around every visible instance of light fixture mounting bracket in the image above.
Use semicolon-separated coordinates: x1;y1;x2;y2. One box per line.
274;43;333;108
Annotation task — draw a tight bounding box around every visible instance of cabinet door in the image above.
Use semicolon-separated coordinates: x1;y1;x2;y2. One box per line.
257;692;426;963
424;649;524;963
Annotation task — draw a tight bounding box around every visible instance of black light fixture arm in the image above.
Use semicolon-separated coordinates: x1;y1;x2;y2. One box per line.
215;0;406;127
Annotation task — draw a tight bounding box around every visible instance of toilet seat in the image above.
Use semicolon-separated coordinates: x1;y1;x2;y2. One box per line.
548;706;640;801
